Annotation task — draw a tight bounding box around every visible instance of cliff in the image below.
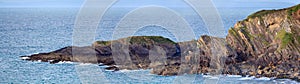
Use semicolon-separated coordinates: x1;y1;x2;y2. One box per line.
21;4;300;81
225;4;300;80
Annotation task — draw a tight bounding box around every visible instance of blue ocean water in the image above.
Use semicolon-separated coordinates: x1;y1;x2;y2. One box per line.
0;7;298;83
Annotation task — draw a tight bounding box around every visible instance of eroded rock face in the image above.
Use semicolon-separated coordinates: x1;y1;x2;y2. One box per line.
21;4;300;81
226;4;300;81
292;9;300;21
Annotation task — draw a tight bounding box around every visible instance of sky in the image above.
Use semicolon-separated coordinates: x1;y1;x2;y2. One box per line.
0;0;84;7
0;0;299;8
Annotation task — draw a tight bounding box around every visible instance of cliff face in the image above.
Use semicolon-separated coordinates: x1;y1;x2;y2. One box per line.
151;35;235;75
227;5;300;61
225;5;300;80
21;4;300;81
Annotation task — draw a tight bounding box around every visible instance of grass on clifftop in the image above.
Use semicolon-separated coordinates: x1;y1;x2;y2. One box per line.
96;36;176;46
95;41;111;45
247;10;278;20
94;36;176;45
246;4;300;20
129;36;176;44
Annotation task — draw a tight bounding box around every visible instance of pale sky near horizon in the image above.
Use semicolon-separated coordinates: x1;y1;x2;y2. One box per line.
0;0;299;8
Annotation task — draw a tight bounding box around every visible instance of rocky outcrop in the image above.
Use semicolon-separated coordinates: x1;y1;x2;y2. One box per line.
21;4;300;81
21;36;181;70
151;35;236;76
225;4;300;80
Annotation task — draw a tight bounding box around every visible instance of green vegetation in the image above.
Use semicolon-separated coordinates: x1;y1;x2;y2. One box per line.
276;29;293;48
228;26;254;41
96;41;111;45
129;36;176;44
228;28;238;37
147;36;176;44
95;36;176;45
262;40;270;46
247;10;277;20
239;27;254;40
287;4;300;19
298;36;300;43
256;34;270;46
129;37;147;44
244;4;300;20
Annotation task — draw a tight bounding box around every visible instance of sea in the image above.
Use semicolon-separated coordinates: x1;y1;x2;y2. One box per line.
0;6;299;84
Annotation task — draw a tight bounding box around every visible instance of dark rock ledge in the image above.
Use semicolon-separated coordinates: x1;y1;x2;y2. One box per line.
21;4;300;82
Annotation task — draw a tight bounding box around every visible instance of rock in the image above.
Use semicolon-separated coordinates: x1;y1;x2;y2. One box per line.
105;66;119;71
292;9;300;21
50;60;60;64
226;4;300;81
20;4;300;82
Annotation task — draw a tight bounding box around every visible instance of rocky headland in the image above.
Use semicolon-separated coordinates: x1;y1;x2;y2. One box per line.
21;4;300;81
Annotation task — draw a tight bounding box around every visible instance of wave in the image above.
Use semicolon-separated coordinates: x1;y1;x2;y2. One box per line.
225;75;242;78
254;77;273;80
119;69;149;72
77;63;93;65
20;56;30;60
239;76;255;80
56;61;75;64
